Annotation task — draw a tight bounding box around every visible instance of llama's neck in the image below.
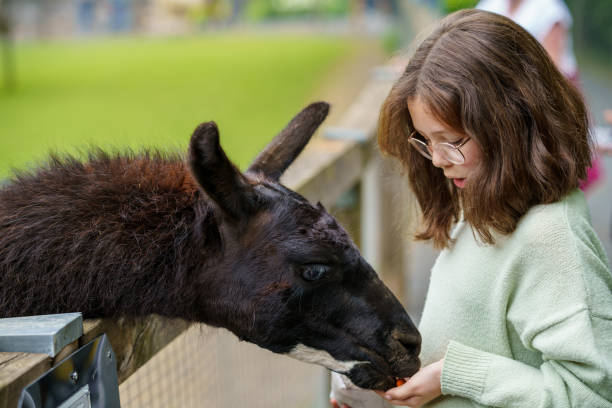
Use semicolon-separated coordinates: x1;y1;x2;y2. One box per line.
80;196;226;320
0;154;222;320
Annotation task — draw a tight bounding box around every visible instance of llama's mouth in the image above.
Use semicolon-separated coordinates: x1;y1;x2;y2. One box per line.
346;352;420;390
392;357;420;379
285;343;407;390
342;362;399;390
333;347;419;390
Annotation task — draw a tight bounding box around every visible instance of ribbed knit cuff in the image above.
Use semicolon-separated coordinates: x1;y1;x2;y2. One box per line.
441;341;491;400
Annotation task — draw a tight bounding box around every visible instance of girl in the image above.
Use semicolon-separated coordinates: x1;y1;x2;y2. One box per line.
331;8;612;408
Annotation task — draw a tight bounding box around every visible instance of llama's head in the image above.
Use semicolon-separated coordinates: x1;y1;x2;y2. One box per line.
188;102;420;390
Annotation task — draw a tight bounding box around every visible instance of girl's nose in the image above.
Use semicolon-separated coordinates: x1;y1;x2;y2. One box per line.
431;150;451;168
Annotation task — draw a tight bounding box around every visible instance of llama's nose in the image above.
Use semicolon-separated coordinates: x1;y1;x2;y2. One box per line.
392;316;421;357
389;324;421;377
398;331;421;357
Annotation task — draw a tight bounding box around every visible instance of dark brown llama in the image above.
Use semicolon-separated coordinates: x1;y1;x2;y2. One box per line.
0;102;420;390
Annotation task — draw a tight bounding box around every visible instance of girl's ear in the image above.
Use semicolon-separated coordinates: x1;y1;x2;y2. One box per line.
247;102;329;181
188;122;255;221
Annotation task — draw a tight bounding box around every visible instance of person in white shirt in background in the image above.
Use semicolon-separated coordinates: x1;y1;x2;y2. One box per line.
477;0;577;81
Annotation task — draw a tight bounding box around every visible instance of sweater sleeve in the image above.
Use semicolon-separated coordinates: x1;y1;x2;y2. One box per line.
441;309;612;407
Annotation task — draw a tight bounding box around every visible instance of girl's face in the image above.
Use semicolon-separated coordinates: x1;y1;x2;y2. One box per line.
407;97;483;188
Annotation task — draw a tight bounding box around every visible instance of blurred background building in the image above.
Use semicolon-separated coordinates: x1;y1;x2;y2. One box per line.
1;0;407;39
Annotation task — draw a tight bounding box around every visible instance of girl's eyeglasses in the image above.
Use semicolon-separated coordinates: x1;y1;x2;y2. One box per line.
408;130;470;165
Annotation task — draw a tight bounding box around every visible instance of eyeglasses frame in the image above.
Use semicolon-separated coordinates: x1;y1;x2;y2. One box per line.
408;130;471;165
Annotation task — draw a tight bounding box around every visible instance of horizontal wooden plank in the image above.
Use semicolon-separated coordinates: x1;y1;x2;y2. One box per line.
0;352;50;408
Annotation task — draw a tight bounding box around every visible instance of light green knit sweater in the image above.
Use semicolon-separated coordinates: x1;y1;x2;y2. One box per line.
419;189;612;407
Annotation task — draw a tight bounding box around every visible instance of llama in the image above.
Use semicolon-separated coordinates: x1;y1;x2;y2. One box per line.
0;102;420;390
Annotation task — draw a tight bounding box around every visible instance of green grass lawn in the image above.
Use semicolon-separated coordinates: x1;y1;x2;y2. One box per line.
0;33;361;179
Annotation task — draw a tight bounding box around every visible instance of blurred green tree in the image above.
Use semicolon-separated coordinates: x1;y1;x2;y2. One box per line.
565;0;612;59
245;0;350;20
441;0;478;13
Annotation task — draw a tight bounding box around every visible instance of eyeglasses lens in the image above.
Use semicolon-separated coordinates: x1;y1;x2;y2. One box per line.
408;138;432;159
408;136;465;165
442;147;464;165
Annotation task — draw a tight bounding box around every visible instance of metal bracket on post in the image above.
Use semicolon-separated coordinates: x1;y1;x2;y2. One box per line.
0;313;83;357
18;334;121;408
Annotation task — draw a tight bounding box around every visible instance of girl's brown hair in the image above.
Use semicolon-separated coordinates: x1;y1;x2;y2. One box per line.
378;9;591;248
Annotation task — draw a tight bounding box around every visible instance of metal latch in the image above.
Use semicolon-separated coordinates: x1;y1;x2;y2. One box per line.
18;334;120;408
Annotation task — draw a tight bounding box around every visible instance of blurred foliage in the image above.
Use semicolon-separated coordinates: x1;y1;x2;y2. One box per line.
187;5;232;24
381;25;403;54
441;0;478;13
565;0;612;60
245;0;350;20
0;34;362;179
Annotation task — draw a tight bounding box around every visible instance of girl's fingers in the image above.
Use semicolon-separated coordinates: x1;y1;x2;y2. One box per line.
376;388;424;406
384;395;425;407
384;385;415;401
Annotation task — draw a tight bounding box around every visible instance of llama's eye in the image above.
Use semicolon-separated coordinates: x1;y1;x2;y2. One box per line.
301;264;330;281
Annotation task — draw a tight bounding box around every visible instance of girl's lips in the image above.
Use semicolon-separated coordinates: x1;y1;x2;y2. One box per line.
453;178;466;188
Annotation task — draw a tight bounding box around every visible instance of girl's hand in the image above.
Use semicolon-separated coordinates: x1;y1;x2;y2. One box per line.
374;359;444;407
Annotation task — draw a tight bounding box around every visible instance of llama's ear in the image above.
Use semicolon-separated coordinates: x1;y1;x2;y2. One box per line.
247;101;330;181
189;122;255;221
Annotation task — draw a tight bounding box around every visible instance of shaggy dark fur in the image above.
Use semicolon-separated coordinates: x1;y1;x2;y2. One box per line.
0;150;215;319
